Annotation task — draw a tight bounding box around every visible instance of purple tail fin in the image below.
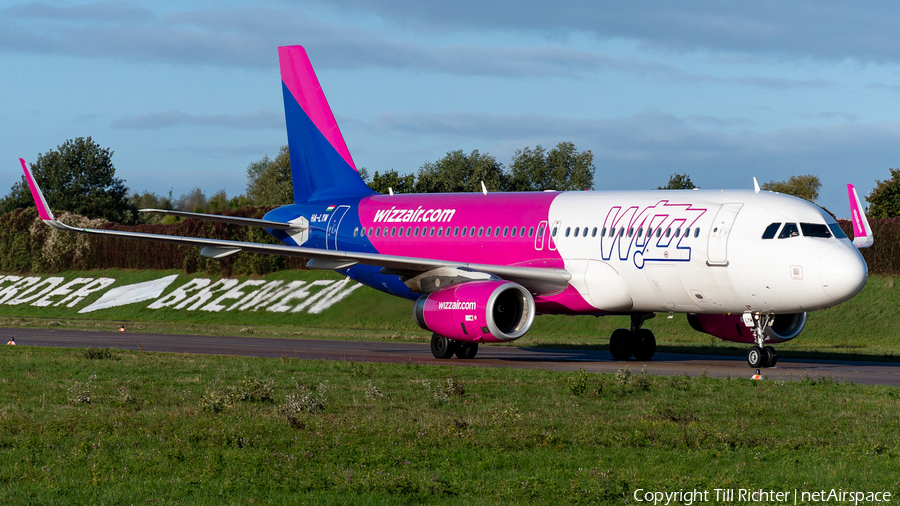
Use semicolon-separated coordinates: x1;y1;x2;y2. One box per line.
279;45;374;202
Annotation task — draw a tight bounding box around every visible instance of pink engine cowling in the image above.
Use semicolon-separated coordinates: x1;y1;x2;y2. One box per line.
413;280;535;343
687;312;807;344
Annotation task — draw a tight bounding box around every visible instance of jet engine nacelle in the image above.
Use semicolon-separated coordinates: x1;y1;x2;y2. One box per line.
687;312;807;344
414;280;535;343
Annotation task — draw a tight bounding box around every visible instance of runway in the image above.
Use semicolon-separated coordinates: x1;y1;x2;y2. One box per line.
4;327;900;386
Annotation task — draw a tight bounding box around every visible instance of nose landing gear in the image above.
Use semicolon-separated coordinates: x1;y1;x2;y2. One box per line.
746;314;778;368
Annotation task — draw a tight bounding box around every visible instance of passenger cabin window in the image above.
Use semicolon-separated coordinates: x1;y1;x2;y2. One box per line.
478;227;484;237
683;228;689;237
601;227;607;237
510;227;516;237
486;227;492;237
628;228;634;237
438;227;443;237
778;223;799;239
503;227;509;237
592;227;598;237
454;227;459;237
828;223;848;239
565;227;571;237
762;222;781;239
551;227;558;237
461;227;467;237
800;223;831;238
574;227;580;237
655;228;661;238
353;227;359;237
495;227;500;236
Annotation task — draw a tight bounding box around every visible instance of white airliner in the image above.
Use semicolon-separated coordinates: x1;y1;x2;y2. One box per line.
18;45;873;368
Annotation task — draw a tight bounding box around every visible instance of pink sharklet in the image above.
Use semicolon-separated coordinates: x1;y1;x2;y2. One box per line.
847;184;866;237
278;46;357;171
20;158;52;221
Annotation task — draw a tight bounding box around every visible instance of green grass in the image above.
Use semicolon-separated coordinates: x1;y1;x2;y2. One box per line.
1;346;899;504
1;270;899;361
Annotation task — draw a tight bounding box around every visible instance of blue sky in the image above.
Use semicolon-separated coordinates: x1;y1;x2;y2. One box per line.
3;1;900;215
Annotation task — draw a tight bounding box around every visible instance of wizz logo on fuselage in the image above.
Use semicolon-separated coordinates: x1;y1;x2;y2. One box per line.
600;201;707;269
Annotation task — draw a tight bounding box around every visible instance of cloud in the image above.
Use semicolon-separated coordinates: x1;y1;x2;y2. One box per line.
0;3;830;85
112;110;284;130
296;0;900;63
364;109;900;211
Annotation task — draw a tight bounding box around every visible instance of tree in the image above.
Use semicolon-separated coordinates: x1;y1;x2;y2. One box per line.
867;168;900;218
415;150;506;193
2;137;134;223
245;145;293;206
369;169;416;194
761;174;821;203
658;173;697;190
507;142;595;191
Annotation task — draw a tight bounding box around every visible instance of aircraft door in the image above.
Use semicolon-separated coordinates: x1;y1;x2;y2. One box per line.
706;203;743;266
534;220;548;250
548;220;561;251
325;205;351;250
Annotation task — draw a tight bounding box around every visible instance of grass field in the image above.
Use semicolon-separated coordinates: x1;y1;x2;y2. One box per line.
1;345;898;504
0;269;898;362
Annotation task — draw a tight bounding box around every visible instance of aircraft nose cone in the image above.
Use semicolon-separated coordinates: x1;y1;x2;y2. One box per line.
820;246;868;302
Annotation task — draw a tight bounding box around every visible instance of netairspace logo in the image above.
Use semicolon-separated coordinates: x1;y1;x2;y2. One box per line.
0;274;362;315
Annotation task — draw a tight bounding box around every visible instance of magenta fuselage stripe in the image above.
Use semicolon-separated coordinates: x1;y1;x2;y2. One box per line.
278;46;357;172
358;192;565;268
20;159;52;221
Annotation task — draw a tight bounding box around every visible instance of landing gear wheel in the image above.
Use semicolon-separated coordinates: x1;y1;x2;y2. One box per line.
633;329;657;361
430;333;457;359
609;328;634;361
747;346;765;368
763;346;777;367
455;343;479;359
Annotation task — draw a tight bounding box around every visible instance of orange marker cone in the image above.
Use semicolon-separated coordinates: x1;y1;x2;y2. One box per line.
751;369;762;380
119;325;126;332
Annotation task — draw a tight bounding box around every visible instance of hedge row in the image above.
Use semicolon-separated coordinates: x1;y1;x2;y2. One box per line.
0;208;896;276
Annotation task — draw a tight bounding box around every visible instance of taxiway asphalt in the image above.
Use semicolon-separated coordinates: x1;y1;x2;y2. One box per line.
3;327;899;386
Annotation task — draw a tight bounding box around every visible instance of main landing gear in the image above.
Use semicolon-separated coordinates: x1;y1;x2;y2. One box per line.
430;333;479;360
746;313;777;368
609;313;657;361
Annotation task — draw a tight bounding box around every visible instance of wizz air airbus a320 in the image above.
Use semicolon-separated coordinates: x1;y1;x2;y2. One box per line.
20;45;873;368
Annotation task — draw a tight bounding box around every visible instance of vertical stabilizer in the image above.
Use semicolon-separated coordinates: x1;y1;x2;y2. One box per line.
279;45;374;202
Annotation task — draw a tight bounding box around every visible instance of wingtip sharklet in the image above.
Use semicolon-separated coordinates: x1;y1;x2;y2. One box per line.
20;158;56;223
847;183;873;249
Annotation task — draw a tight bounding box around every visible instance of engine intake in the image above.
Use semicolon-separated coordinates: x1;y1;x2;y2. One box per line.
687;312;807;344
414;280;535;342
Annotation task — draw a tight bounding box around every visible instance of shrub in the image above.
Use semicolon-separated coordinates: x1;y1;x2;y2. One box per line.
68;372;97;404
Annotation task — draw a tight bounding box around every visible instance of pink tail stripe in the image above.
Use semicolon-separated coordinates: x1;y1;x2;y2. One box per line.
20;158;54;221
278;45;357;172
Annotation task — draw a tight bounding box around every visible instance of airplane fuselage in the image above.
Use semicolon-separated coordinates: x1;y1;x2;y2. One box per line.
264;188;867;317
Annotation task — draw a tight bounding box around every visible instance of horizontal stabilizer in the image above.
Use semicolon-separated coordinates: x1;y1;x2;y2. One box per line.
140;209;306;231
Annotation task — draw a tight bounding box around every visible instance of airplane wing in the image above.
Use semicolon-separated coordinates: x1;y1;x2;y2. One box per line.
847;184;873;249
20;159;570;295
139;209;307;231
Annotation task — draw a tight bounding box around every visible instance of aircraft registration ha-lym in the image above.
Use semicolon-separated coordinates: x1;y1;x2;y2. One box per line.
19;45;873;369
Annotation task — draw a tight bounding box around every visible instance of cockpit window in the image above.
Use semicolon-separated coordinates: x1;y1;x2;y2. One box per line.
800;223;831;238
778;223;799;239
762;222;781;239
828;223;848;239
